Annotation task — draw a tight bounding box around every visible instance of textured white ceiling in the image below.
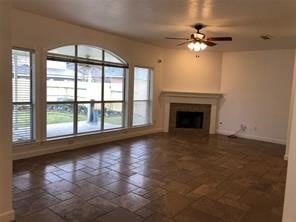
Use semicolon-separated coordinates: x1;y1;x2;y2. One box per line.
12;0;296;51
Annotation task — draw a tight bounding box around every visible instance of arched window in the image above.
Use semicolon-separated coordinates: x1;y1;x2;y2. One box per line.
46;45;128;138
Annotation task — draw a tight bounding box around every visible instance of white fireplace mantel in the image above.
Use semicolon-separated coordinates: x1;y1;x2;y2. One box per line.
161;91;223;134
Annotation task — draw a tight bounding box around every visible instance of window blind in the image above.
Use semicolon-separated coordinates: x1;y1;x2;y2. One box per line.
12;49;34;143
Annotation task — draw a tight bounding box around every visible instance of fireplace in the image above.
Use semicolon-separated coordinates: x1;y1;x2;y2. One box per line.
176;111;204;129
169;103;211;134
161;91;222;134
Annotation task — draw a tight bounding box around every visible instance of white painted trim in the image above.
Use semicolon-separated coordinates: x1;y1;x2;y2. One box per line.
13;127;162;160
160;91;223;99
0;210;15;222
217;129;287;145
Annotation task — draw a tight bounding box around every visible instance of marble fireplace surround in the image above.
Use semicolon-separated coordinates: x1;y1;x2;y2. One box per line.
161;91;223;134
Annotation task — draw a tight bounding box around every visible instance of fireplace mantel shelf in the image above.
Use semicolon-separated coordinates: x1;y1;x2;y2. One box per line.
160;91;223;99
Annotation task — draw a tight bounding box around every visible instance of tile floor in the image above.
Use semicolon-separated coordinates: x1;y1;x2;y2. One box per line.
13;133;287;222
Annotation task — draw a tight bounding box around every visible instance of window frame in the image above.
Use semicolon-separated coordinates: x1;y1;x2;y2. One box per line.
46;45;128;139
12;47;35;144
132;66;153;127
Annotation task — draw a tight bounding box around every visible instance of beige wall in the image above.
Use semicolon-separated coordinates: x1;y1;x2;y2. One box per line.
162;48;222;93
218;50;295;144
11;9;164;66
0;2;14;222
283;50;296;222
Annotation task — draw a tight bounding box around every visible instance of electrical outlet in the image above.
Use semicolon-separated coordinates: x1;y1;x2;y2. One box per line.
240;124;247;131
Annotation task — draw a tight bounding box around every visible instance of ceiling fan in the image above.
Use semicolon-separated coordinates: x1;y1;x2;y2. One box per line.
166;23;232;51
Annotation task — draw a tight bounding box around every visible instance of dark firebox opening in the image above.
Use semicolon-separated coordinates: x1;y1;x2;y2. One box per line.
176;111;204;129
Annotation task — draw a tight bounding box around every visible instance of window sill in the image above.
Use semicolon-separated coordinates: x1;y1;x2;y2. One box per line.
13;124;155;149
13;140;37;147
46;127;128;142
131;123;154;129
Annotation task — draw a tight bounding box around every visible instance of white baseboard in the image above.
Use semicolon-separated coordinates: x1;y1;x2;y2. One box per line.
13;127;162;160
217;129;287;145
0;210;15;222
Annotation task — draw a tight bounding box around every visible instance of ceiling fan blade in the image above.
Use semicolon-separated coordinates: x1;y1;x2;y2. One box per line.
177;40;193;46
207;37;232;41
166;37;189;40
202;40;217;47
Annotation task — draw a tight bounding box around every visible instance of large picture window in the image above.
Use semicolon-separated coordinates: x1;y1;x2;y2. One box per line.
133;67;153;126
46;45;128;138
12;49;34;143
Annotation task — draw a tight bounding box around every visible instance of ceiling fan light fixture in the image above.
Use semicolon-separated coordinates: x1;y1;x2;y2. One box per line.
166;23;232;52
187;42;207;52
193;32;205;40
